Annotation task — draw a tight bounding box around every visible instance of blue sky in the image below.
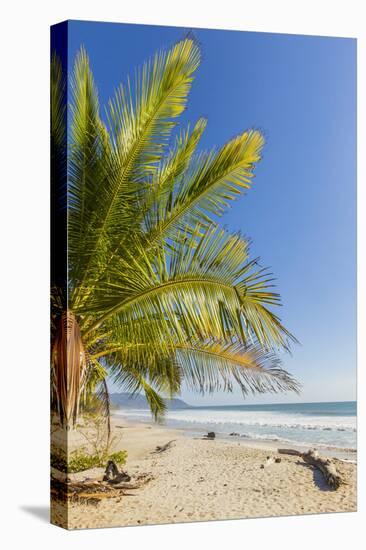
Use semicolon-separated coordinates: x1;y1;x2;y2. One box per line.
67;21;356;405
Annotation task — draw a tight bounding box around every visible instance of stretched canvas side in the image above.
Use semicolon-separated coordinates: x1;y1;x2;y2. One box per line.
50;21;69;530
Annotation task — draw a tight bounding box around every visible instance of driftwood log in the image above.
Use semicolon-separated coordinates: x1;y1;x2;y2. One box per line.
302;449;343;489
278;448;302;456
278;448;343;489
152;440;176;454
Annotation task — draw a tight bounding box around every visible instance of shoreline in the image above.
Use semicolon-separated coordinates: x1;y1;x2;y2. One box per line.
112;413;357;463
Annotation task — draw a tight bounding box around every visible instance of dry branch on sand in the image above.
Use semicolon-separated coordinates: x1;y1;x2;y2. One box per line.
151;440;176;454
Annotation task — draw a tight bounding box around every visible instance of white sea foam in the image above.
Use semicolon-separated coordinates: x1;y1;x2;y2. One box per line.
116;408;356;432
114;404;357;450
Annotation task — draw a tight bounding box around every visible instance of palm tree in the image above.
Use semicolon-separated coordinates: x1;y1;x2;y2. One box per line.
51;38;299;429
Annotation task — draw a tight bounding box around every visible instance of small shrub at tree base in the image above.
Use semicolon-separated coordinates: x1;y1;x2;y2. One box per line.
108;451;128;466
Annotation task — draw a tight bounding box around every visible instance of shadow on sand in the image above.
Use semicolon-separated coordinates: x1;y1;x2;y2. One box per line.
295;461;335;492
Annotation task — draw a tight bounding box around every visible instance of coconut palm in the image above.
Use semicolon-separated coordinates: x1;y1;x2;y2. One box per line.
51;38;299;428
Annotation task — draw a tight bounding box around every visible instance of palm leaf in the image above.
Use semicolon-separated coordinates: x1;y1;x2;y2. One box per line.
143;129;265;249
175;341;300;395
90;339;299;404
106;37;201;181
51;53;66;167
82;225;294;351
69;38;201;309
107;361;169;421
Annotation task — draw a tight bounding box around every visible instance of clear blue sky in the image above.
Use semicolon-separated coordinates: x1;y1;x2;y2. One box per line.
67;21;357;405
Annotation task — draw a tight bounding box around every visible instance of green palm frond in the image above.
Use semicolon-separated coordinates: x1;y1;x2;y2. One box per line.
83;225;294;351
156;118;208;188
104;344;181;395
67;47;115;300
142;129;265;249
51;53;66;159
106;37;200;181
175;341;300;395
68;38;201;309
90;340;299;418
68;46;105;237
51;53;67;302
107;361;171;420
81;117;209;304
142;117;207;230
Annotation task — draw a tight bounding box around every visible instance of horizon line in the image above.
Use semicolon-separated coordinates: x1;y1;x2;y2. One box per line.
110;392;356;408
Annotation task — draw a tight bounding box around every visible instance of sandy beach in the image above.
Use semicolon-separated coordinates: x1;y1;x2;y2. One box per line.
51;415;357;529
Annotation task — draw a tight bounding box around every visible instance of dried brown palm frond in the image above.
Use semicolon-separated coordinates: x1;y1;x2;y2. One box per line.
51;311;88;426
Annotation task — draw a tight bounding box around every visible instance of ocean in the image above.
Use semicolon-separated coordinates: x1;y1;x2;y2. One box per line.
115;401;356;451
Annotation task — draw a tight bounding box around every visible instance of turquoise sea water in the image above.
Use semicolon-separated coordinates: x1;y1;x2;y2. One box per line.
115;401;356;450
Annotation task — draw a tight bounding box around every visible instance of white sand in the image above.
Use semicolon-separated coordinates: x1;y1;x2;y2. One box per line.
51;416;357;529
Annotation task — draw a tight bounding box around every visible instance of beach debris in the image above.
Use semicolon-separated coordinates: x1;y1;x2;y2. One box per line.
229;432;240;436
203;431;216;440
278;448;343;489
103;460;131;483
278;448;302;456
152;440;176;454
302;449;343;490
51;472;152;505
260;456;275;469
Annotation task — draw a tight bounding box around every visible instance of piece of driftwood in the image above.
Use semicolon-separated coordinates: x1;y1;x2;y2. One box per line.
302;449;343;489
103;460;131;483
278;448;343;489
152;440;176;454
51;471;152;505
278;448;302;456
51;477;121;505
